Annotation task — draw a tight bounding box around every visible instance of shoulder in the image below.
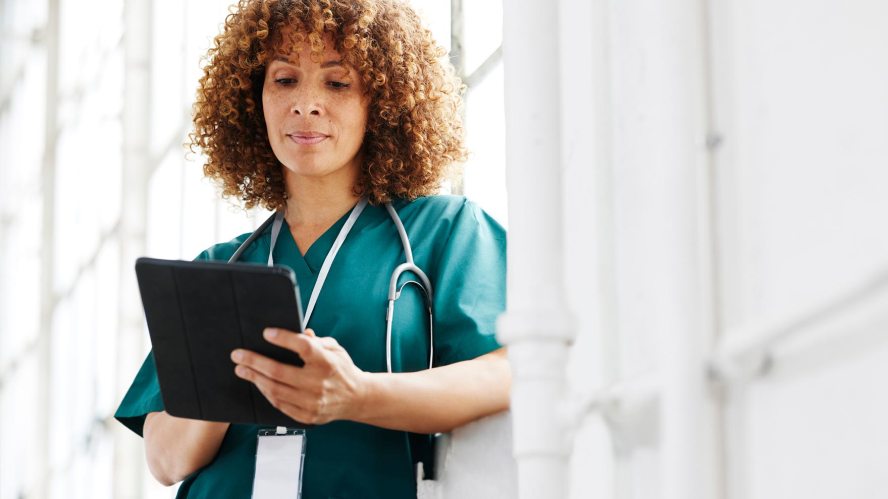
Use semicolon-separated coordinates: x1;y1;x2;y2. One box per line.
398;195;504;235
400;194;484;215
394;195;506;262
401;194;469;214
193;232;256;262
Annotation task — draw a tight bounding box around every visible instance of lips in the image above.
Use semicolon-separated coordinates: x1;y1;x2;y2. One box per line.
287;132;329;145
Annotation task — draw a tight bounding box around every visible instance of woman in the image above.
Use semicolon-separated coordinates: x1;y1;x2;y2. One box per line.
115;0;510;497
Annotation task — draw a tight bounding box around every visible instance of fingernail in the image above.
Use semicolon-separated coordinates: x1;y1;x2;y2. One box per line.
234;366;246;377
264;328;278;339
231;350;243;362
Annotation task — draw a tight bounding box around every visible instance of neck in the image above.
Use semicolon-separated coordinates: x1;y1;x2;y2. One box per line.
282;170;361;230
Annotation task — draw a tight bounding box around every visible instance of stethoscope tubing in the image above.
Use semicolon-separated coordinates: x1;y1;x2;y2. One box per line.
227;212;278;264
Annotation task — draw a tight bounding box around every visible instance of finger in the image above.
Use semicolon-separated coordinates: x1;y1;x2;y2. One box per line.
231;348;303;385
234;366;299;408
317;335;341;350
266;327;339;352
234;366;317;424
263;328;322;362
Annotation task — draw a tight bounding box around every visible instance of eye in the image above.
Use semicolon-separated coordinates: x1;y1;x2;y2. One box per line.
274;77;297;86
327;81;351;90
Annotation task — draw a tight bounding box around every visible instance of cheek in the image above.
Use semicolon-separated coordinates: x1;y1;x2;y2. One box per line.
260;97;271;126
261;83;288;122
261;90;276;124
347;103;369;139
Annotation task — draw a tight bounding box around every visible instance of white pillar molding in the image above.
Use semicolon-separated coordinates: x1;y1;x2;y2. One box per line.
499;0;576;498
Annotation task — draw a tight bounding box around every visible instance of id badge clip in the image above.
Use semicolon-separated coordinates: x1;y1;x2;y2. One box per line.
252;426;307;499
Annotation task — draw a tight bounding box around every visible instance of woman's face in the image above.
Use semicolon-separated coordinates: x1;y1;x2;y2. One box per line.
262;34;369;185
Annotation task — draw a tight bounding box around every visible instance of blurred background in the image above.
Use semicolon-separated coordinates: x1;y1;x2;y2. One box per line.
4;0;888;498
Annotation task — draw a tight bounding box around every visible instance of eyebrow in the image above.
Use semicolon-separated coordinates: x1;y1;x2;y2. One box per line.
272;56;344;69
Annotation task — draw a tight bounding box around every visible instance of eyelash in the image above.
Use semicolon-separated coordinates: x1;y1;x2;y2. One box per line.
273;78;350;90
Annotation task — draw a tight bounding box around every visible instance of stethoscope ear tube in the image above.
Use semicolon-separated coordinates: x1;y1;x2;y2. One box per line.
387;263;433;302
228;211;279;264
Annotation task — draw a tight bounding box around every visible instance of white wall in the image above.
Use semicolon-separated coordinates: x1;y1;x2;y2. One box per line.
549;0;888;498
712;1;888;497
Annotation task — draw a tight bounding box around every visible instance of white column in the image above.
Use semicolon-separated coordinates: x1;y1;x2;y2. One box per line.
499;1;576;498
558;0;620;496
114;1;152;497
646;1;722;498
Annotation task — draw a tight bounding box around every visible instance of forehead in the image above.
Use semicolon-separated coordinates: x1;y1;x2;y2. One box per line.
273;29;343;60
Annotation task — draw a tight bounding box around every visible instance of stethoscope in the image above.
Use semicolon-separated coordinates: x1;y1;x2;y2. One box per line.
227;199;434;373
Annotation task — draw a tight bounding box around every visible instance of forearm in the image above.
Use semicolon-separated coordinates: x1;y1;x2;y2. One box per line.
143;411;229;486
354;348;511;434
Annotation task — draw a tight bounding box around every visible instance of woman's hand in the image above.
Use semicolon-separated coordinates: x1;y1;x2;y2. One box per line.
233;328;510;433
231;328;369;425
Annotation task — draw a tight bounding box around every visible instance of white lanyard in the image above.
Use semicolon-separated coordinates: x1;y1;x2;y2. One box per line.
267;199;368;330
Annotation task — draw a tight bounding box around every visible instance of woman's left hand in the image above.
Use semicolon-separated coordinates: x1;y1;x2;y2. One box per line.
231;328;368;425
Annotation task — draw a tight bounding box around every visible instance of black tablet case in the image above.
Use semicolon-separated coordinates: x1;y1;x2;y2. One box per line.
135;257;305;427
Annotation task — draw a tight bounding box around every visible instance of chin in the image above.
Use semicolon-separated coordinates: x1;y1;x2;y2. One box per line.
282;163;339;178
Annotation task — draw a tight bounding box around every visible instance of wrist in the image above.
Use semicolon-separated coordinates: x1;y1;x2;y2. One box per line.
350;369;382;423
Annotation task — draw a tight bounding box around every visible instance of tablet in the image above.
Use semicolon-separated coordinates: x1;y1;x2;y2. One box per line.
135;257;305;426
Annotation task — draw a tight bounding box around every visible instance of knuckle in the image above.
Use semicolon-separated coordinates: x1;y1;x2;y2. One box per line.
303;345;318;362
306;380;323;397
267;364;284;380
306;397;320;414
316;383;328;399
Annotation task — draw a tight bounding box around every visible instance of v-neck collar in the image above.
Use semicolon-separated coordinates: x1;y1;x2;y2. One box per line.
273;204;368;275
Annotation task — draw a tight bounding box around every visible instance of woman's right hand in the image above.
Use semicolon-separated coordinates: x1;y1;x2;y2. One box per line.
143;411;229;486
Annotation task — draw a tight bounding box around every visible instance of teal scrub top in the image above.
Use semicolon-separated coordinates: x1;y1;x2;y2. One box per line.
115;196;506;499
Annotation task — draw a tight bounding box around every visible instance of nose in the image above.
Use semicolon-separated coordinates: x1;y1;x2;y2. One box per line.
290;90;323;116
291;103;322;116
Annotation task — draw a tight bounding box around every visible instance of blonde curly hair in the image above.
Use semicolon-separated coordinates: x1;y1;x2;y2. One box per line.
189;0;467;209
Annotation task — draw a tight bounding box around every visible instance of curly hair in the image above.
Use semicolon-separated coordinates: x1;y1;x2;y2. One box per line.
189;0;467;210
